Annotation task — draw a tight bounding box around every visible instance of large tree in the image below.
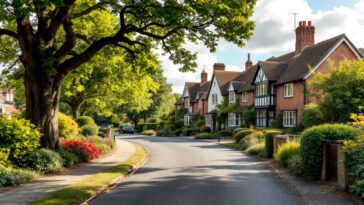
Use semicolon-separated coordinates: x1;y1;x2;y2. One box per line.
0;0;255;148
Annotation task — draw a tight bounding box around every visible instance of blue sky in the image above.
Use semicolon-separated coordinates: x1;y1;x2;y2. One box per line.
162;0;364;92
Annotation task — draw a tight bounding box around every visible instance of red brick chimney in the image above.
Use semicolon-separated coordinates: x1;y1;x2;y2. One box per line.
201;69;208;84
295;21;315;54
245;53;252;70
213;63;225;71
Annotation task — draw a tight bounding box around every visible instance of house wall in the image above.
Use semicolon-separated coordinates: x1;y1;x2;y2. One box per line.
192;102;198;114
202;100;208;116
276;41;359;123
239;91;254;107
208;76;223;112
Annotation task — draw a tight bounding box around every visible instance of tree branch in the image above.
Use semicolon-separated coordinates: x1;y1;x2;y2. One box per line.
69;2;112;19
54;19;76;59
0;29;18;39
75;34;90;44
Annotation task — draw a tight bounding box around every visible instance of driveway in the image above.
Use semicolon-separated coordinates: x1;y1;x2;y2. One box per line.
90;135;303;205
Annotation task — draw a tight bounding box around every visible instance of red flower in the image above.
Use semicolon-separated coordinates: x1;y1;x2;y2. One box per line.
60;139;101;162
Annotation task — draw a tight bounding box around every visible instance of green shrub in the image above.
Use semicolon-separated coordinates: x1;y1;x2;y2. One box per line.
182;128;194;136
233;128;247;137
0;164;38;187
19;149;64;173
301;124;360;178
194;119;206;129
59;113;78;137
265;133;274;158
287;154;304;176
200;125;211;133
0;148;9;165
302;103;323;128
289;123;305;134
137;123;158;133
59;150;79;167
275;140;301;167
141;130;156;136
194;133;217;139
343;136;364;198
76;116;96;127
0;117;41;161
147;118;159;123
242;107;255;127
246;143;265;155
234;129;255;143
270;112;283;129
239;132;265;150
216;130;233;138
81;125;98;136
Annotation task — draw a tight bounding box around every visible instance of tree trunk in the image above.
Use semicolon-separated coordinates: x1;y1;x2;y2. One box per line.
24;69;63;149
70;101;82;119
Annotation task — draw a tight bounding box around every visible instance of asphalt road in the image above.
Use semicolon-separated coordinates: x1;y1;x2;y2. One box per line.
90;135;303;205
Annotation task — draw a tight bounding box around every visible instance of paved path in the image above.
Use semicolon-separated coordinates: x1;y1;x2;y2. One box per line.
0;139;135;205
91;135;303;205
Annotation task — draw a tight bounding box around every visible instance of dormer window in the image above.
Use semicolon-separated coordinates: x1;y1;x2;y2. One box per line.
229;92;235;103
184;98;189;108
284;83;294;97
242;92;248;102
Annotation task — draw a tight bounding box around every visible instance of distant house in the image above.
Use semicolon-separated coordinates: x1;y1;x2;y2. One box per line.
175;70;211;126
0;89;19;118
250;21;362;128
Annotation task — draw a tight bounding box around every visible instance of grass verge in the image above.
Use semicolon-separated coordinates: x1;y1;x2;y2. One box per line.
219;142;240;150
29;143;147;205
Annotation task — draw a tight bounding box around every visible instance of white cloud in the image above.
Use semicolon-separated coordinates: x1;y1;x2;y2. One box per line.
162;0;364;93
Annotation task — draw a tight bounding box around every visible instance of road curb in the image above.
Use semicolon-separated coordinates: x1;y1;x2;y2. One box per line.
81;143;149;204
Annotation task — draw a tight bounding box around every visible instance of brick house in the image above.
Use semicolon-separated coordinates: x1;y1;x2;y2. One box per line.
175;70;211;126
0;89;19;118
251;21;363;128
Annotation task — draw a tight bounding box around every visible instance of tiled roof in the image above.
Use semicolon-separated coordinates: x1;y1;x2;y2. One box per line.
359;48;364;57
274;34;348;84
200;92;208;100
214;71;243;96
258;61;289;81
230;81;243;92
185;82;200;102
238;65;257;92
175;96;184;105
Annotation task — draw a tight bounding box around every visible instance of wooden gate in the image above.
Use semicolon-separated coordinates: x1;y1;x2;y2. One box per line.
325;142;338;182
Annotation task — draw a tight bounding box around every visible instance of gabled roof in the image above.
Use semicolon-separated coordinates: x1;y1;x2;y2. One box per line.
174;96;184;105
238;65;257;92
229;81;243;92
254;61;289;82
196;81;211;101
211;70;243;96
185;82;200;102
272;34;362;84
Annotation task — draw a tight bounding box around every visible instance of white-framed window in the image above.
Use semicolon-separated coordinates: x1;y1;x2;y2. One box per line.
184;115;190;126
284;83;294;97
256;83;268;96
242;92;248;102
184;98;189;108
205;115;212;126
212;94;218;104
198;100;202;109
228;113;236;126
256;110;267;127
229;92;235;103
283;111;297;127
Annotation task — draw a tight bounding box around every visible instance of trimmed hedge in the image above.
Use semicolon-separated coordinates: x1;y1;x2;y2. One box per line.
301;103;323;128
301;124;360;178
233;128;247;137
194;133;217;139
136;123;158;133
239;132;264;150
234;129;255;143
81;125;98;136
76;116;96;127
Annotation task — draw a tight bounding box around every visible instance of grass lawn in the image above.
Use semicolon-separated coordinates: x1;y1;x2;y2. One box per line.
29;143;147;205
219;142;240;150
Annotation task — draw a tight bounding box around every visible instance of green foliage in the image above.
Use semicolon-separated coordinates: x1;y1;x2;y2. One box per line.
137;123;159;133
246;143;265;156
0;117;41;161
239;132;265;150
141;130;156;136
310;59;364;122
81;125;98;136
302;104;323;128
270;112;283;129
216;97;239;126
288;123;305;135
0;149;9;165
343;136;364;198
0;164;38;187
301;124;360;178
76;116;96;127
147;118;159;123
182;128;195;136
194;133;217;139
275;140;301;167
242;107;255;128
59;113;79;138
194;119;206;130
287;154;304;176
233;128;247;137
265;133;274;158
216;130;233;138
234;129;256;143
59;150;79;167
19;149;63;173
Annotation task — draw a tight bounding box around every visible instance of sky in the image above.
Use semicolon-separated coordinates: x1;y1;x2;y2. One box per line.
163;0;364;93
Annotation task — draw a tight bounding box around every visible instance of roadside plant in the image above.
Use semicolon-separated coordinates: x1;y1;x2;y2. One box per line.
194;133;217;139
246;143;265;156
141;130;157;136
59;113;79;138
275;140;301;167
200;126;211;133
81;125;99;137
59;150;79;167
234;129;256;143
238;132;264;150
0;165;38;187
301;103;323;128
19;149;64;173
60;139;101;162
287;154;304;176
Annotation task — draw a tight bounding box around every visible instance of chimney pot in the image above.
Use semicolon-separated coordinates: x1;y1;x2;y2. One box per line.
295;20;315;54
213;63;225;71
200;69;208;84
245;53;253;70
308;21;312;26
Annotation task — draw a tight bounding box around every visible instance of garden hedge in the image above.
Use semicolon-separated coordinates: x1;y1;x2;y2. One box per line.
194;133;217;139
59;113;78;137
136;123;158;133
234;129;255;143
301;124;360;178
